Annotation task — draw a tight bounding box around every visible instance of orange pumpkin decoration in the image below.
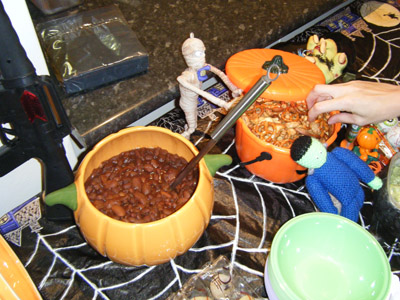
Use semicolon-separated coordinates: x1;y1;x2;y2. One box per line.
45;127;232;266
226;49;340;183
356;127;381;161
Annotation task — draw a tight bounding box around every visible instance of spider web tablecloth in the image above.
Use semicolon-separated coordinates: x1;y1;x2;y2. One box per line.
7;118;400;300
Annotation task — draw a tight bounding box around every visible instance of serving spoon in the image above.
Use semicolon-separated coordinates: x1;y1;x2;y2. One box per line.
170;55;287;190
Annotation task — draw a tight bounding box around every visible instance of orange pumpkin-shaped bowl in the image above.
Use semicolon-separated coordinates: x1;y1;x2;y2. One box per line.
0;235;42;299
226;49;341;183
45;126;232;266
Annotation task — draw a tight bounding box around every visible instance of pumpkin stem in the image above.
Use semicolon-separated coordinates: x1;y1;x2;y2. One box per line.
262;55;289;74
45;183;78;211
204;154;232;176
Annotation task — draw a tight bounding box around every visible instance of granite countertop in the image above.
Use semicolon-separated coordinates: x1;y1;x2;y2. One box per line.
31;0;351;148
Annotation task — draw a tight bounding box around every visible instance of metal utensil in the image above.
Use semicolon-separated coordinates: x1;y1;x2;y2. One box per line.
170;56;286;190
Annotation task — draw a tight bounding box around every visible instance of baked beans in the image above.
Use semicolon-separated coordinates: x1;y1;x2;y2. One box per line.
85;147;198;223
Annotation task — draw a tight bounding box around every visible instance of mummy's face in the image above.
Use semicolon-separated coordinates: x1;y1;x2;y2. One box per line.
182;37;206;70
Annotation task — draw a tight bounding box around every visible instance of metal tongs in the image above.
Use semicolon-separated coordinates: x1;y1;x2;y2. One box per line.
170;55;288;190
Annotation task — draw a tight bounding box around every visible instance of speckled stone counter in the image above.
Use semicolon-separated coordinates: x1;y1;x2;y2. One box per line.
32;0;351;148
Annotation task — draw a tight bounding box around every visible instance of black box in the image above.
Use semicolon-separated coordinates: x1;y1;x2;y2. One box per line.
37;5;149;94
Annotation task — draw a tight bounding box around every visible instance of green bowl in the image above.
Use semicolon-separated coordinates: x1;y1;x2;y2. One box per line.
267;212;391;300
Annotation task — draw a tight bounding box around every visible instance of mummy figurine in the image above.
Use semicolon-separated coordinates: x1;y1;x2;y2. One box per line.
177;33;242;139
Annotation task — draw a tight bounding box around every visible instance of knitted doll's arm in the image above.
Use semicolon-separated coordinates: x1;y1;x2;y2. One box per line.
331;147;375;184
367;176;383;190
306;176;338;214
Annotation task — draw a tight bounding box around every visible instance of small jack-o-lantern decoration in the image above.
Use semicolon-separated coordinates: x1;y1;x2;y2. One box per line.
355;127;381;162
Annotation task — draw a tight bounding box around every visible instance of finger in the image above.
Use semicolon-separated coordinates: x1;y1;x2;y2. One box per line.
328;112;370;126
306;93;332;110
312;83;349;98
306;83;351;105
327;112;357;125
306;84;335;108
307;99;339;122
309;94;356;119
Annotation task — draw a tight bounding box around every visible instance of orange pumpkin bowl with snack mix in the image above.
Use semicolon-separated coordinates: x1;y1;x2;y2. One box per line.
226;49;340;183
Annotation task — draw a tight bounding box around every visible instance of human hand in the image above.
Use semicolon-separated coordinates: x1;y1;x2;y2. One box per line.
306;80;400;126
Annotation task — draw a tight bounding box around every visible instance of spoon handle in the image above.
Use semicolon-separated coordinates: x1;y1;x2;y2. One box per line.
171;59;283;190
170;75;272;190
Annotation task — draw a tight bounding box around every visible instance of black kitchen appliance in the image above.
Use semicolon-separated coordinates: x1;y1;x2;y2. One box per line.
0;1;74;220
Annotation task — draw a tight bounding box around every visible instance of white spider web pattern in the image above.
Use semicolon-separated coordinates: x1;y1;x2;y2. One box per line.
358;26;400;84
18;119;400;300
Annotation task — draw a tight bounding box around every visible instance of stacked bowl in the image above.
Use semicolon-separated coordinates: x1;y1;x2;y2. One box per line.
265;212;392;300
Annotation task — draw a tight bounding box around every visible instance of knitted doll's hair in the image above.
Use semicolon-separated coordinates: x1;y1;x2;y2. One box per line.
290;135;312;162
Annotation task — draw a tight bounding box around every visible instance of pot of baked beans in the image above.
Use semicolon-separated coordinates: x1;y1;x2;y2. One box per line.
226;49;341;183
45;126;232;266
